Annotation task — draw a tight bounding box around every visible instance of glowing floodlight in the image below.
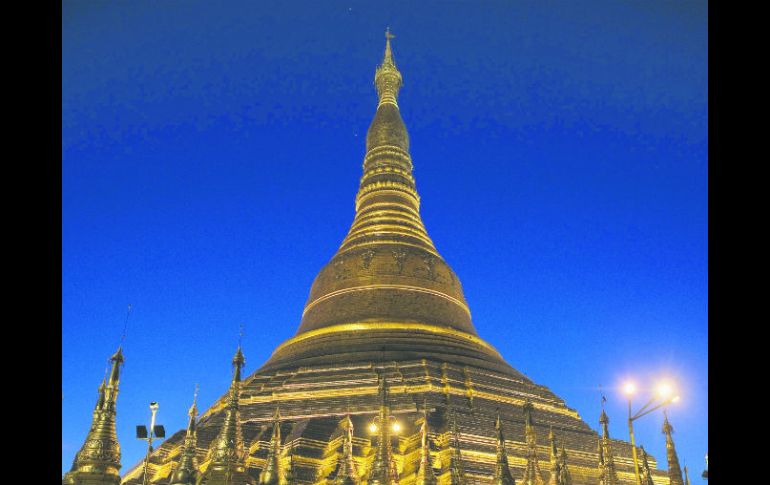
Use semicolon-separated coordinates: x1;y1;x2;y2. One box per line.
623;382;637;396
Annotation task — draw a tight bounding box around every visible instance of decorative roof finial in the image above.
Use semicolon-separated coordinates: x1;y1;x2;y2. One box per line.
662;411;685;485
415;406;436;485
521;401;545;485
597;406;618;485
63;349;124;485
336;414;360;485
492;413;515;485
168;387;201;485
259;408;283;485
367;374;397;485
199;347;253;484
557;442;572;485
639;447;655;485
548;426;560;485
374;28;403;107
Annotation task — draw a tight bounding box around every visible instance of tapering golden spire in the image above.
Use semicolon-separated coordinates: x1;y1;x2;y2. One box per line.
597;409;618;485
367;376;398;485
199;346;253;485
415;407;437;485
683;465;691;485
336;415;360;485
662;412;685;485
521;402;545;485
639;447;655;485
557;443;572;485
374;28;403;108
493;414;515;485
168;386;200;485
63;347;124;485
259;408;283;485
547;427;559;485
279;28;481;357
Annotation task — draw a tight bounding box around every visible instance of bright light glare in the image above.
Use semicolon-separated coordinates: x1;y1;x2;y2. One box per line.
391;422;401;433
656;382;674;399
672;395;681;403
623;382;637;396
369;423;378;433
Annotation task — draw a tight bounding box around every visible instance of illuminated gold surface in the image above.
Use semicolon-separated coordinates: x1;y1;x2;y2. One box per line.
295;30;474;338
117;33;673;485
64;348;124;485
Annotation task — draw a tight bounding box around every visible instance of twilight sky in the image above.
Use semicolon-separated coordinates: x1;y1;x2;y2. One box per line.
62;1;708;477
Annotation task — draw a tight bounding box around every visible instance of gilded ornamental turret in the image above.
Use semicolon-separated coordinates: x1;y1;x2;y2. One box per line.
493;414;515;485
336;415;360;485
639;447;655;485
520;402;545;485
415;408;437;485
198;346;254;485
662;413;684;485
259;409;283;485
596;410;618;485
168;389;200;485
63;347;124;485
367;376;399;485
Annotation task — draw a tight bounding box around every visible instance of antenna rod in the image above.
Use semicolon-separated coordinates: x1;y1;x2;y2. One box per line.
120;304;132;347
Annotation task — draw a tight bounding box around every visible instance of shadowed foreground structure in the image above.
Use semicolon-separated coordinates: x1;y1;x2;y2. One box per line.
69;33;682;485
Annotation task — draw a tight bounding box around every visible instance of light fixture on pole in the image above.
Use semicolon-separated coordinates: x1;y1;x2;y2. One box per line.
136;401;166;485
622;381;680;485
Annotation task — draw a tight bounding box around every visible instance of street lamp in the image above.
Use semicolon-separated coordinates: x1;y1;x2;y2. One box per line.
136;401;166;485
623;381;680;485
368;414;402;435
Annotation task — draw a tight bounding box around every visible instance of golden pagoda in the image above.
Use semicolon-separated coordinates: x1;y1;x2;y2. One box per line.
111;31;673;485
64;347;124;485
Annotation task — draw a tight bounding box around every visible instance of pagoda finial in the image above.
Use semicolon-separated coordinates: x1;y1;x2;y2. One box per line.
232;343;246;385
639;447;655;485
259;408;283;485
597;408;618;485
168;386;200;485
374;28;403;107
662;412;685;485
367;375;397;485
557;442;572;485
415;407;437;485
493;413;515;485
336;414;360;485
199;346;253;485
683;465;691;485
63;348;124;485
521;401;545;485
547;427;560;485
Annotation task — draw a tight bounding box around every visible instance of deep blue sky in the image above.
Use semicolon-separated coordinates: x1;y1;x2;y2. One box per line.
62;1;707;478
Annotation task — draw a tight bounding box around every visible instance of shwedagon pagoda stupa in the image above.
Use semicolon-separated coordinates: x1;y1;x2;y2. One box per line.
64;31;687;485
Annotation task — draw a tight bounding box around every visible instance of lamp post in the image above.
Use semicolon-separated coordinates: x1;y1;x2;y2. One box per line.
622;381;680;485
136;401;166;485
368;412;402;435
